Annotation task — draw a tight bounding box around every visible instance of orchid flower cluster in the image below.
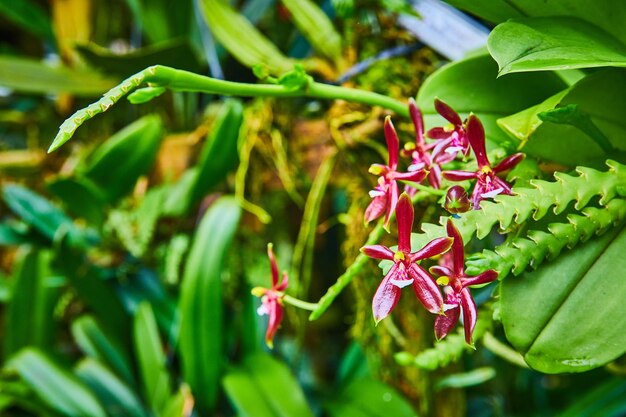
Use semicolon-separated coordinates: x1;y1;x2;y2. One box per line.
253;99;524;347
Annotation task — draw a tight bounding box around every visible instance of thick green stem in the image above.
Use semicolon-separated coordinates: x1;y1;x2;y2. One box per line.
283;294;319;311
50;65;407;152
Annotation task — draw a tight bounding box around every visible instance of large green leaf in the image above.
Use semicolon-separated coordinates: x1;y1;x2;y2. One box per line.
557;378;626;417
498;69;626;166
488;17;626;75
179;196;241;414
0;56;118;96
416;52;567;146
82;115;163;203
47;177;106;227
199;0;296;73
222;353;315;417
75;359;147;417
134;302;172;414
501;224;626;373
7;348;107;417
124;0;192;44
71;315;135;385
324;378;417;417
3;248;56;358
444;0;626;45
163;99;243;216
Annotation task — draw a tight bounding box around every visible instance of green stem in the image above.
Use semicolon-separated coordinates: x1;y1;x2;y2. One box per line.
482;332;528;368
283;294;319;311
49;65;407;152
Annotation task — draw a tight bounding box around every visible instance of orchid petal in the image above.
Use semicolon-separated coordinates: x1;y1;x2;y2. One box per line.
443;170;478;182
408;162;426;172
408;264;443;314
365;194;387;224
435;305;460;341
410;237;453;261
493;152;525;173
360;244;395;261
265;299;283;349
427;127;453;140
369;189;386;198
396;193;414;254
460;288;477;345
429;265;453;278
434;98;462;125
276;272;289;291
428;164;442;189
383;180;398;231
408;98;425;146
481;187;504;199
372;264;402;324
267;244;280;287
470;182;486;210
446;219;465;277
467;115;489;168
384;116;399;169
493;176;514;195
394;170;428;183
445;145;464;154
391;277;414;288
462;269;498;287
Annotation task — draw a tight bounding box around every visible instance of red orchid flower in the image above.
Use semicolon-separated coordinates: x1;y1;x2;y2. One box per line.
361;193;453;324
403;98;443;191
426;98;471;162
365;116;428;231
252;243;288;348
442;114;524;210
430;219;498;345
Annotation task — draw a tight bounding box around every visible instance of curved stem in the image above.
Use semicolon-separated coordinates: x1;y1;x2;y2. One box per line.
283;294;319;311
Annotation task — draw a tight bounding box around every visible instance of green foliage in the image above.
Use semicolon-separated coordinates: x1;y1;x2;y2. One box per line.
179;196;241;414
222;353;315;417
6;348;107;417
488;17;626;75
0;56;118;95
556;378;626;417
82;115;163;203
466;199;626;279
0;0;53;40
500;225;626;373
324;378;418;417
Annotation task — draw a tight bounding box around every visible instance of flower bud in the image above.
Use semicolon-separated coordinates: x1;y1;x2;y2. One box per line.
444;185;470;214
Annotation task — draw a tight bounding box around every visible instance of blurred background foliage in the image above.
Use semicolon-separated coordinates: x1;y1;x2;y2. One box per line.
1;0;626;416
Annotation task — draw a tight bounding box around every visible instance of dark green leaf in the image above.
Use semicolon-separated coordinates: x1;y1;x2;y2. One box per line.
76;40;201;79
124;0;192;44
3;249;56;358
47;177;106;227
498;69;626;166
434;367;496;390
2;184;93;247
82;115;163;203
488;17;626;75
416;52;566;146
223;353;315;417
134;302;172;413
0;0;53;40
71;315;135;386
0;56;118;96
7;348;107;417
75;359;147;417
324;378;417;417
501;225;626;373
557;378;626;417
179;196;241;414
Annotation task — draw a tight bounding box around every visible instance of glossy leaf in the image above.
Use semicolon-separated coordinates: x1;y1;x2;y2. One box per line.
134;302;172;414
488;17;626;75
501;225;626;373
280;0;342;61
222;353;315;417
163;100;243;216
444;0;626;45
3;249;56;358
2;184;92;247
416;52;566;146
0;55;117;95
75;358;147;417
179;196;241;414
498;69;626;165
82;115;163;203
324;378;417;417
7;348;107;417
71;315;135;385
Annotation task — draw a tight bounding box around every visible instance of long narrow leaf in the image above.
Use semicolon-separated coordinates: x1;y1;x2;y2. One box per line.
179;196;241;414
